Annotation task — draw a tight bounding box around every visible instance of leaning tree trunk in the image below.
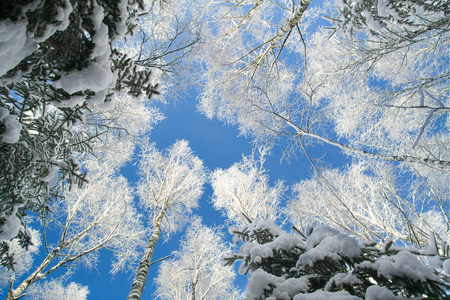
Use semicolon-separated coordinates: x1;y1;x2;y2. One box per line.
127;204;168;300
6;243;65;300
276;110;450;169
254;0;312;65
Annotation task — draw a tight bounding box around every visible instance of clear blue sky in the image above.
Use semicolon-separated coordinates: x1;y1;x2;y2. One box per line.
0;87;350;299
0;1;354;297
63;86;349;298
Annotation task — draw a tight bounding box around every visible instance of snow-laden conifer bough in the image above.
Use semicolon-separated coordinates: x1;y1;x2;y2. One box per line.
0;0;159;288
224;218;450;299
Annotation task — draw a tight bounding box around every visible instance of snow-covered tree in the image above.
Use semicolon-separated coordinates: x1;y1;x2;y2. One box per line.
193;0;448;251
288;160;450;247
4;161;144;300
195;0;449;169
197;0;310;140
330;0;449;40
128;140;207;300
123;0;205;99
211;148;285;225
154;218;241;300
327;0;449;114
0;0;160;268
25;279;89;300
224;219;450;299
275;0;449;249
300;8;449;166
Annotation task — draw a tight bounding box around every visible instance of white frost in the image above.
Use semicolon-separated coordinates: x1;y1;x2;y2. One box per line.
26;279;89;300
0;228;41;286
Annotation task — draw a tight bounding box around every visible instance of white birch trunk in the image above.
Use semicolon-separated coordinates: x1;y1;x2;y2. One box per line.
6;246;62;300
255;0;312;64
277;111;450;168
127;204;168;300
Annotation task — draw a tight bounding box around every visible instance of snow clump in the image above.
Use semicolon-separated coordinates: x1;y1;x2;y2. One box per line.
0;108;22;143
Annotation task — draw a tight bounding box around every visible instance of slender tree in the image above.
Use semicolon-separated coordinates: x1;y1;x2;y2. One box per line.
127;140;207;300
154;218;241;300
211;148;285;225
197;0;309;128
288;160;449;247
4;161;143;299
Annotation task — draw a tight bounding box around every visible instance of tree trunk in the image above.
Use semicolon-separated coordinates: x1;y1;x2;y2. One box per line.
191;267;199;300
6;246;62;300
255;0;312;64
270;0;312;48
298;128;450;168
127;205;168;300
277;111;450;168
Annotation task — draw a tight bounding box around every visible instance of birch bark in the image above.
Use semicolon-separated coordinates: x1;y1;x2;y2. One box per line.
127;204;168;300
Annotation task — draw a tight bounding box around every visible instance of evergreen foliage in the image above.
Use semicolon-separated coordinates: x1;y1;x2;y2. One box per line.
332;0;450;37
0;0;158;270
224;219;450;299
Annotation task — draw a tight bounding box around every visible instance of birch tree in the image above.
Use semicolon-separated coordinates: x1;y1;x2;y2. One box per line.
276;0;449;246
210;148;285;225
299;3;449;168
197;0;312;131
127;140;207;300
154;218;241;300
287;160;450;247
121;0;205;100
4;162;143;300
195;0;449;169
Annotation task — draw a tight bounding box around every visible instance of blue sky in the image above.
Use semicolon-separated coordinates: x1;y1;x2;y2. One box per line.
59;86;350;298
0;87;352;299
0;1;354;297
2;0;448;298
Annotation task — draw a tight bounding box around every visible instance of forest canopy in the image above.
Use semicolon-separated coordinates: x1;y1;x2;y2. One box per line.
0;0;449;299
